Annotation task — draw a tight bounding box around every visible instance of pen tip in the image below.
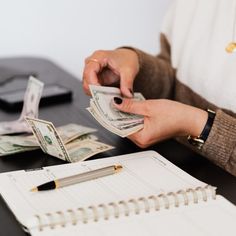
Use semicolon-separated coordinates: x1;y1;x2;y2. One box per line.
30;187;38;192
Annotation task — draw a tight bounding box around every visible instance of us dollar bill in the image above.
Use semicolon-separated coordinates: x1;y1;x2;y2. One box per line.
0;76;44;135
25;117;113;162
57;124;97;144
0;129;98;157
88;85;145;137
90;85;144;121
25;117;71;162
66;140;114;162
0;136;38;156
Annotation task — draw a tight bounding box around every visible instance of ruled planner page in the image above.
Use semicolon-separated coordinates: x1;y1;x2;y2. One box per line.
0;150;206;230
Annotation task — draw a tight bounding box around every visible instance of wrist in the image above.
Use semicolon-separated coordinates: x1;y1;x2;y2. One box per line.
186;108;216;149
187;108;208;137
179;105;208;137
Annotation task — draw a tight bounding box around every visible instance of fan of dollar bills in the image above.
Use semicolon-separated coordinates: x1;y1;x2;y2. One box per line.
0;77;114;161
87;85;145;137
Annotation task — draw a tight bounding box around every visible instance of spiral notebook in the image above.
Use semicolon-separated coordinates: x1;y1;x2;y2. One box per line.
0;151;235;236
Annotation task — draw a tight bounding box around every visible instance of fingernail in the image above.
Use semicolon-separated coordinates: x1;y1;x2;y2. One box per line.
114;97;123;105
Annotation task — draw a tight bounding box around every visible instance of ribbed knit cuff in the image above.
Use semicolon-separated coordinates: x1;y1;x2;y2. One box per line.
202;109;236;172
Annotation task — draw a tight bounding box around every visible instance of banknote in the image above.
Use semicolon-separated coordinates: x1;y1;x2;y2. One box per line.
88;85;145;137
0;136;38;156
0;76;44;135
26;117;113;162
0;135;38;147
57;123;97;144
75;133;98;141
66;140;114;162
90;85;144;121
0;130;98;157
25;117;71;162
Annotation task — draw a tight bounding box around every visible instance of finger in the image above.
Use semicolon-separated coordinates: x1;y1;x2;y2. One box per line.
82;63;101;95
113;97;148;116
119;71;134;98
82;80;92;96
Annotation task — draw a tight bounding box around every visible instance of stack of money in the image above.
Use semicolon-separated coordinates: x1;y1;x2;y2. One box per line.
26;117;114;163
87;85;145;137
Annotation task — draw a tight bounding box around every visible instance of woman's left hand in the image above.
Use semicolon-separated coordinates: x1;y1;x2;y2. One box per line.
113;97;208;148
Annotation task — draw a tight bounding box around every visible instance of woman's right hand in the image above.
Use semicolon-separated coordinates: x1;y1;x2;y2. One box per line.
82;48;139;98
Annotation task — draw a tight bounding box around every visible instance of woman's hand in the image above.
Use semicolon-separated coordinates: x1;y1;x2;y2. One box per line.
113;97;208;148
83;48;139;97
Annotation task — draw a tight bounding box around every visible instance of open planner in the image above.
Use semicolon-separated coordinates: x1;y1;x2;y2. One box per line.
0;150;235;236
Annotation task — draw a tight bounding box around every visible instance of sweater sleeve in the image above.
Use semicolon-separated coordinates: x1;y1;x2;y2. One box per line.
202;110;236;176
131;33;175;100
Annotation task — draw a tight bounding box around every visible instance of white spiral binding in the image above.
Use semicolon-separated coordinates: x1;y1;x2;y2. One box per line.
118;200;130;216
45;212;54;229
35;215;43;231
56;211;65;227
138;197;150;213
98;203;110;220
148;195;160;211
67;209;77;225
35;185;216;231
167;192;179;207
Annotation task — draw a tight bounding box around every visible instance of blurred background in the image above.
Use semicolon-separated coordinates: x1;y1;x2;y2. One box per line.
0;0;172;79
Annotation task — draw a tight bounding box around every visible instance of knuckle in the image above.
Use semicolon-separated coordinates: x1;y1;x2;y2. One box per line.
93;50;106;58
122;99;133;111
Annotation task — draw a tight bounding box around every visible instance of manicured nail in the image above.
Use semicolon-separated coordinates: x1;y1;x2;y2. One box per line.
114;97;123;105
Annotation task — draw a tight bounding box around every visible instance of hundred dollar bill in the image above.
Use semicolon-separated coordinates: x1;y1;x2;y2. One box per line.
25;117;71;162
88;85;145;137
0;76;44;135
26;117;113;162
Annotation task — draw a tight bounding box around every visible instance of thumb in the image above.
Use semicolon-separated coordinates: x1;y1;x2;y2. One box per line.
119;71;134;98
113;97;147;116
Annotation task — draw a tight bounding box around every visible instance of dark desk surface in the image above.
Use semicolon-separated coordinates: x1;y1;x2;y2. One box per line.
0;57;235;236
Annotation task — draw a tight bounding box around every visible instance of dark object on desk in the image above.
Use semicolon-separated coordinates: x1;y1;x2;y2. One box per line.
0;83;73;112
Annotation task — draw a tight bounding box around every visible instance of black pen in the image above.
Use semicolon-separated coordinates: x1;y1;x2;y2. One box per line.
30;165;123;192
